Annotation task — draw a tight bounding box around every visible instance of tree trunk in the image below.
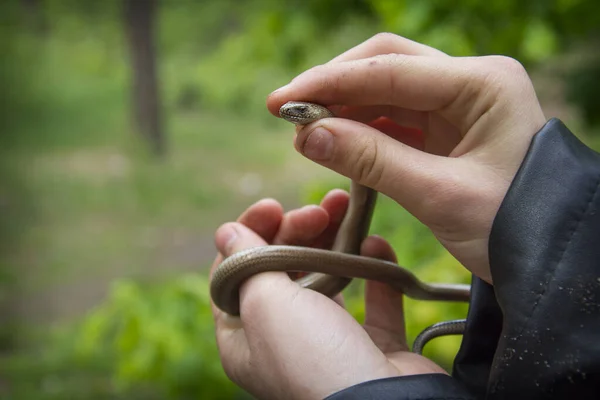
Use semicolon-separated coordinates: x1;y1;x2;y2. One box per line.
20;0;49;35
123;0;165;156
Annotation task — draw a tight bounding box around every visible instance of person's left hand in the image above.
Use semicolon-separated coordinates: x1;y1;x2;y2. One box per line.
210;189;446;400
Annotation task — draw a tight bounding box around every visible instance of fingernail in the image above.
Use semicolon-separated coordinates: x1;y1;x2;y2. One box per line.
302;127;334;161
272;83;290;94
300;204;321;212
221;225;238;254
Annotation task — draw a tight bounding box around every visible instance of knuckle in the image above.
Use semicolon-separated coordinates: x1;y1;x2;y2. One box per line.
369;32;399;47
486;55;526;75
480;56;530;88
479;55;536;106
351;136;384;187
445;55;533;130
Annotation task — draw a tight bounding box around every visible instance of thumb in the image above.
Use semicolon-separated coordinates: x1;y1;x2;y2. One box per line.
294;117;455;216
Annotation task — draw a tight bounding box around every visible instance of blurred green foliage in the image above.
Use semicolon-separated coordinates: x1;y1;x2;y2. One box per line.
165;0;600;125
1;0;599;398
2;0;599;134
76;275;246;399
566;55;600;129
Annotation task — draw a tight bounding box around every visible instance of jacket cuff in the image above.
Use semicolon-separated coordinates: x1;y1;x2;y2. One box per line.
324;374;475;400
452;277;502;398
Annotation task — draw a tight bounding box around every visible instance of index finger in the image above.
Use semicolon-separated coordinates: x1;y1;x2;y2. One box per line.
267;54;476;129
327;33;448;64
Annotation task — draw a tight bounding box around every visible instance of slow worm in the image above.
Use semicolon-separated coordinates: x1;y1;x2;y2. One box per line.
210;101;469;354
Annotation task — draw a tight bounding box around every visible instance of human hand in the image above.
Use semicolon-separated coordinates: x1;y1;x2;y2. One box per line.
210;190;446;400
267;33;547;283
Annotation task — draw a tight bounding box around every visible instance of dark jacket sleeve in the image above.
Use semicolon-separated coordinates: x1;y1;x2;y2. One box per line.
486;118;600;399
326;119;600;400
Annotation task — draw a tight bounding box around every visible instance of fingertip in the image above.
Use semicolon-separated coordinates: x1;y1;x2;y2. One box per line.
215;222;268;257
289;204;330;222
273;205;330;246
294;204;330;228
252;197;285;220
296;125;335;161
266;97;282;117
300;203;326;213
266;84;292;116
238;198;285;242
320;189;350;224
361;235;397;263
256;197;284;210
323;187;350;200
214;222;239;256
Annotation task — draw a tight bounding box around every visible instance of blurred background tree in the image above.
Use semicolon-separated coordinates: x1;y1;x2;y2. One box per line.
0;0;598;398
124;0;164;156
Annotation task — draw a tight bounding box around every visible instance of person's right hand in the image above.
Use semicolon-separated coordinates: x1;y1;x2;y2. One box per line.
267;33;547;283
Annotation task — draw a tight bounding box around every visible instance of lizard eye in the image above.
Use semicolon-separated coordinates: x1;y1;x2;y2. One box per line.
296;105;307;113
